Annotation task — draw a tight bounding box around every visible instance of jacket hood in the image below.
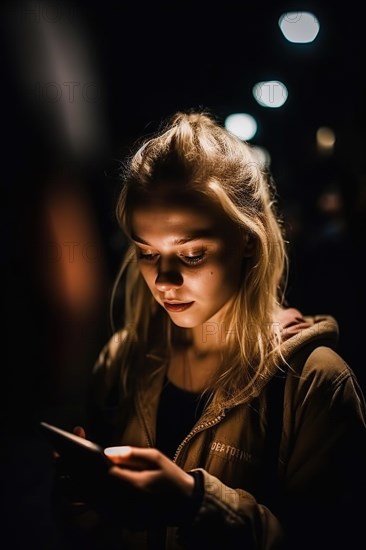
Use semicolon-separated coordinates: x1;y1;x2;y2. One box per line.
223;308;341;409
276;307;339;361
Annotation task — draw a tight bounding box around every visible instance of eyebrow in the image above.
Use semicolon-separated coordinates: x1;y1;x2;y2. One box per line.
132;230;216;246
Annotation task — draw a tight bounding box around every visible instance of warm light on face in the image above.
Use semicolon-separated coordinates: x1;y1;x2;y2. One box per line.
130;195;246;329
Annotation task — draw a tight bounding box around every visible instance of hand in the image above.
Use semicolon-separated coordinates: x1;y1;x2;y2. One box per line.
73;425;86;439
105;446;194;497
104;446;195;526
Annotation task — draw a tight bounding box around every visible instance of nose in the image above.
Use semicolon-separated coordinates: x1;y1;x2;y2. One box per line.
155;265;183;292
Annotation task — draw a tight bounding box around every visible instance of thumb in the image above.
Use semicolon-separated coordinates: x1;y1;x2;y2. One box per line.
104;446;132;464
73;425;86;439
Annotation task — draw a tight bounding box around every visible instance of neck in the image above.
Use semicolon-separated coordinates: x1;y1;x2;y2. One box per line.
190;320;227;355
179;345;222;392
189;298;234;354
169;328;224;392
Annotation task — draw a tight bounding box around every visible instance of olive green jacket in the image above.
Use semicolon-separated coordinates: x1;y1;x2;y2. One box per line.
86;313;366;549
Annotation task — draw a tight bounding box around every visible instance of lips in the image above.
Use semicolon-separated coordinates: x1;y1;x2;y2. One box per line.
163;301;194;312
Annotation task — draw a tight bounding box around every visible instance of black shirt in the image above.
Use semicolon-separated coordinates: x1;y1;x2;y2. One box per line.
155;375;208;460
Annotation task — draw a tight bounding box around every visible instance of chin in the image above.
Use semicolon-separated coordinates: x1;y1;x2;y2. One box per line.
165;310;198;328
169;317;197;329
167;310;215;330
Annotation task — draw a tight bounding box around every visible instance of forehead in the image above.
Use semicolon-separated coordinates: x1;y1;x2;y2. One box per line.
130;193;233;240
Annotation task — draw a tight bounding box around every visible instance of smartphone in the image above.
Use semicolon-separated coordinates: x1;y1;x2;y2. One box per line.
39;421;112;482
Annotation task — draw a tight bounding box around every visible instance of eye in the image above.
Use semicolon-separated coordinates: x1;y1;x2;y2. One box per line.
180;252;206;266
137;251;159;263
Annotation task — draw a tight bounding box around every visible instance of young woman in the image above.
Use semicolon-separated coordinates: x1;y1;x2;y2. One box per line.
57;111;366;549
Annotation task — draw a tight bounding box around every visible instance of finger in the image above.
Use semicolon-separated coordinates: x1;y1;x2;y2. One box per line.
73;426;86;439
104;446;160;469
104;446;132;464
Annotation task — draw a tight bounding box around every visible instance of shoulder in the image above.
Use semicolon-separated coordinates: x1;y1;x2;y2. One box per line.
90;328;135;399
87;329;135;416
288;345;366;420
93;328;131;374
92;327;163;376
301;345;350;387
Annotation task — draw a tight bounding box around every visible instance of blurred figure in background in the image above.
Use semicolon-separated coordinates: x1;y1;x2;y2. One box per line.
2;2;113;547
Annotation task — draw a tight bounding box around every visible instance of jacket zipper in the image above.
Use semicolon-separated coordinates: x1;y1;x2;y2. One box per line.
172;411;226;464
136;385;227;462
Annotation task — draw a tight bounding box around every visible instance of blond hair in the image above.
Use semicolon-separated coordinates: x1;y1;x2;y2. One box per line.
112;110;288;417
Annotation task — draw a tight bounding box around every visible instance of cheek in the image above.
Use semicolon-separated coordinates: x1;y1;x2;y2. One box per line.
199;267;231;297
138;264;155;288
207;256;242;296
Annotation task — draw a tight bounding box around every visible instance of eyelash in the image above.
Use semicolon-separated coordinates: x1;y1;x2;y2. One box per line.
137;251;206;266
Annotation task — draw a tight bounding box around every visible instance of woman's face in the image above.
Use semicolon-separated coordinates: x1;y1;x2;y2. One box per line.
130;193;247;329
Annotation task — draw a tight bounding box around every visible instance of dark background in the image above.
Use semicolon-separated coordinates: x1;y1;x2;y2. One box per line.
2;1;366;547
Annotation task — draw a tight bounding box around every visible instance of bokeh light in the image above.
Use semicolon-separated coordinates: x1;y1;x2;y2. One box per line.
316;126;336;152
279;12;320;43
253;80;288;108
225;113;258;140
